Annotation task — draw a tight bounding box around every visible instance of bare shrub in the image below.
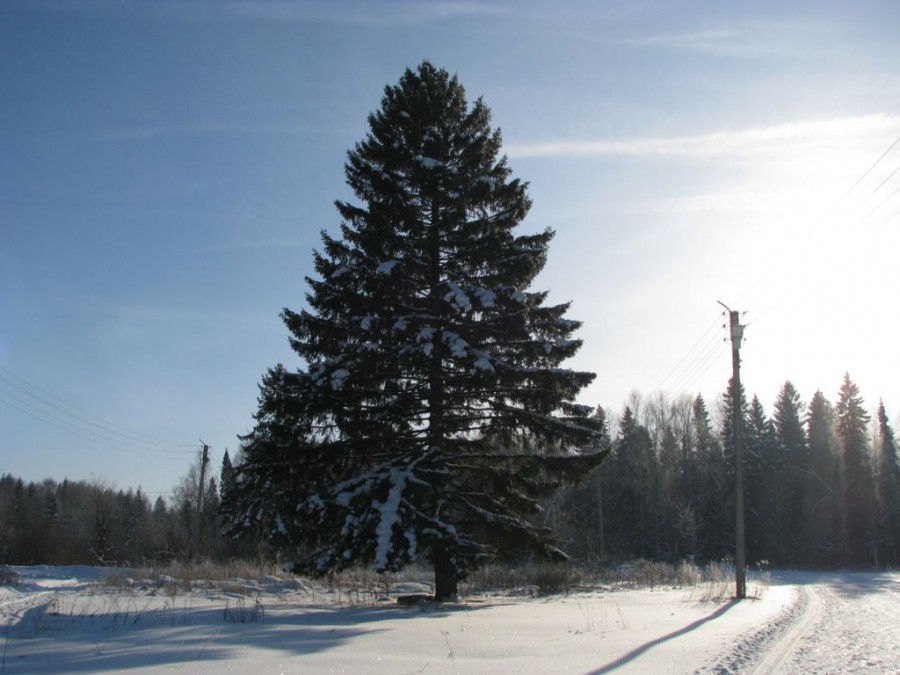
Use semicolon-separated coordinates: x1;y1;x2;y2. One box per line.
629;560;674;588
464;563;527;591
463;562;588;596
527;563;589;595
223;596;264;623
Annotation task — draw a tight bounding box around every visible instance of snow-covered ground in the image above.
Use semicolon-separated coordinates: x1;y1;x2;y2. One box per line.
1;566;897;674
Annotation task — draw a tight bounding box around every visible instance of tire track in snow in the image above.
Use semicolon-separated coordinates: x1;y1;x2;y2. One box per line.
746;585;820;674
696;585;812;675
774;575;900;674
701;573;900;675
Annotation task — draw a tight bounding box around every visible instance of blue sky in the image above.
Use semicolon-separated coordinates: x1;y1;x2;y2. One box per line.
2;0;899;497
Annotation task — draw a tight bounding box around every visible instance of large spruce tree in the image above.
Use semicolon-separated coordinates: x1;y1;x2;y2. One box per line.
230;62;603;599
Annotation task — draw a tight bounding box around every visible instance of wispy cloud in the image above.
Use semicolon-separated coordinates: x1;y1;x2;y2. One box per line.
627;28;737;48
507;114;900;160
617;20;794;58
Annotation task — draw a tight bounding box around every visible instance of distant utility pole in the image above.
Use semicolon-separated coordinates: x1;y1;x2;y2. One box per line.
196;441;210;558
719;302;746;600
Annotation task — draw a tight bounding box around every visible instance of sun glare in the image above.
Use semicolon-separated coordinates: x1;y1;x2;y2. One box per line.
732;136;900;410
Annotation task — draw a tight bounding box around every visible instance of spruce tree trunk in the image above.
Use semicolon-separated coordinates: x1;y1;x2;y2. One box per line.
426;190;457;603
432;544;458;601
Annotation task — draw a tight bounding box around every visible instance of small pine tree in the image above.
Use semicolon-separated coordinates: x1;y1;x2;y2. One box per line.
217;450;236;531
219;451;235;504
230;62;604;599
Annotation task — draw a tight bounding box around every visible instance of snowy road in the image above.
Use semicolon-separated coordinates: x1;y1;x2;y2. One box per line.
706;571;900;675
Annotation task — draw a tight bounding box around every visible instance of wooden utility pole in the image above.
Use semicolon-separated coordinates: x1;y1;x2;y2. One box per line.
195;442;210;558
720;304;746;599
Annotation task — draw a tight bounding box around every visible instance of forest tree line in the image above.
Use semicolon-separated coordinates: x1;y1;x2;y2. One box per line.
0;453;253;566
552;373;900;569
3;374;898;571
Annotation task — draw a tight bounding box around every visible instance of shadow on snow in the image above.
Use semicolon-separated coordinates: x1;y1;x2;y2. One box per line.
3;598;469;673
586;599;740;674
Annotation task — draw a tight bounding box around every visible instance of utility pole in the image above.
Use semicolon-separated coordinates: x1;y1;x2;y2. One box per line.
195;441;210;558
719;302;746;599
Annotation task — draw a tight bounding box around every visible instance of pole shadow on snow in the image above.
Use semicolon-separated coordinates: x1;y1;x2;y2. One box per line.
586;599;740;674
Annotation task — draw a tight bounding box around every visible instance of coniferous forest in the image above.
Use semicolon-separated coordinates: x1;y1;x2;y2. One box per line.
3;63;899;577
3;375;898;571
0;453;251;566
549;374;900;570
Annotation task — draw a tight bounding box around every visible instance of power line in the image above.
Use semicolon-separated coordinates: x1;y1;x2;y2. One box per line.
641;311;730;409
0;391;192;460
866;183;900;218
874;203;900;231
0;383;195;457
651;316;721;394
0;366;195;449
864;163;900;201
0;365;197;457
844;133;900;197
664;332;728;399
